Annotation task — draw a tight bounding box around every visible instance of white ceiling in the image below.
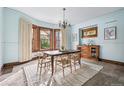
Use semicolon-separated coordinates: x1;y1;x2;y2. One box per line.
11;7;122;25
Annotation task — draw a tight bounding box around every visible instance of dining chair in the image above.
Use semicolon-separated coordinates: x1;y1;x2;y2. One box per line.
71;52;81;71
55;54;72;77
37;53;51;76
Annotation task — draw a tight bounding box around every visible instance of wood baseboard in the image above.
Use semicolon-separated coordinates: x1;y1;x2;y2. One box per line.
0;64;3;75
100;58;124;66
2;57;39;69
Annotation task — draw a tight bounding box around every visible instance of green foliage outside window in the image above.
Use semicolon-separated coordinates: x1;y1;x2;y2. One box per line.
41;38;50;49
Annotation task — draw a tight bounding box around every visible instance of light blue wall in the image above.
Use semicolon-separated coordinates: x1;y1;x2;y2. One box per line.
71;8;124;62
3;8;59;63
0;7;3;68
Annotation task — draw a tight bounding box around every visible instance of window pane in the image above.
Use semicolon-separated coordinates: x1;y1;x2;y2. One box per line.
55;31;61;49
40;30;50;49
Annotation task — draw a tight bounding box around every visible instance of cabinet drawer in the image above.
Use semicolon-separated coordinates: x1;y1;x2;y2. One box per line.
81;46;89;50
81;55;89;58
82;53;89;56
82;50;89;52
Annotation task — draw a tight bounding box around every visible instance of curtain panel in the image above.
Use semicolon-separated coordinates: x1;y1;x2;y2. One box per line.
61;28;68;49
19;18;32;62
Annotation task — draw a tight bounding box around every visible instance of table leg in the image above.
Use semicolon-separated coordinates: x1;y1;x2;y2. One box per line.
51;56;54;76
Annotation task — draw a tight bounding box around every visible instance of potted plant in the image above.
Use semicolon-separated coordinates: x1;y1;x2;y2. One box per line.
59;46;65;52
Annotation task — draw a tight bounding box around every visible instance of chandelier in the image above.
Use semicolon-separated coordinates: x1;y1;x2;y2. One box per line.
59;8;71;29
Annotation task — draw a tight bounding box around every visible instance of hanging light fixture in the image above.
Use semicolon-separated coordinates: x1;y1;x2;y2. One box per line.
59;8;71;29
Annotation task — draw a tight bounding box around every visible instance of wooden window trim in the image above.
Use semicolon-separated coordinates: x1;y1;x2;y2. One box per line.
32;25;40;52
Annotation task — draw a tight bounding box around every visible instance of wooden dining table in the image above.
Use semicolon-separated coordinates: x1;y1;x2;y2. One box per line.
44;49;81;76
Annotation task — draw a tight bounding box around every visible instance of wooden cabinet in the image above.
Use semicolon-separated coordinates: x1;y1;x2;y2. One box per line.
78;45;100;61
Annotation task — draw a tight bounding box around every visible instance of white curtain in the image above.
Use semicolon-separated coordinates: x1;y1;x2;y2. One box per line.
19;18;32;62
61;28;68;49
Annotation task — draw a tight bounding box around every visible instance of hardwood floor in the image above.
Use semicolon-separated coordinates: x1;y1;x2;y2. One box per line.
1;59;124;86
1;66;13;75
84;61;124;86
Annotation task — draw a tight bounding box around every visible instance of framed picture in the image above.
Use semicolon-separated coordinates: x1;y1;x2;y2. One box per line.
82;27;97;38
104;26;116;40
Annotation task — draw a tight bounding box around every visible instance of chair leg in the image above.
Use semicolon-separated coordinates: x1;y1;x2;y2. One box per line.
55;61;57;73
37;62;39;73
79;60;81;68
47;63;49;69
74;62;76;71
39;64;42;81
49;63;51;69
48;63;50;70
45;63;46;68
44;63;47;71
39;64;42;76
70;62;72;73
62;67;65;77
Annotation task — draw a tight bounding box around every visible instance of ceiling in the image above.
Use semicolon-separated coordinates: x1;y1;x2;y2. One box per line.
11;7;122;25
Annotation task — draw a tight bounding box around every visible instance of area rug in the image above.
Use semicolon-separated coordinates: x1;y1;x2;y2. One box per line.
0;69;27;86
23;61;103;86
0;61;103;86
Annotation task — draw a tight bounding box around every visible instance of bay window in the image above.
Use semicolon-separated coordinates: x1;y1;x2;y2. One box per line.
32;24;61;51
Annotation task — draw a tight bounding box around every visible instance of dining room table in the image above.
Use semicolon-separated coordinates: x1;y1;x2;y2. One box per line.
44;49;81;76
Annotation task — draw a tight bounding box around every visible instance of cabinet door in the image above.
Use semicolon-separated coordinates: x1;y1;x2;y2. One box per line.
89;46;99;59
81;46;90;58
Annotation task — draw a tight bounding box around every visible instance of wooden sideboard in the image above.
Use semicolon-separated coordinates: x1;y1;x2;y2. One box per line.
78;45;100;61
